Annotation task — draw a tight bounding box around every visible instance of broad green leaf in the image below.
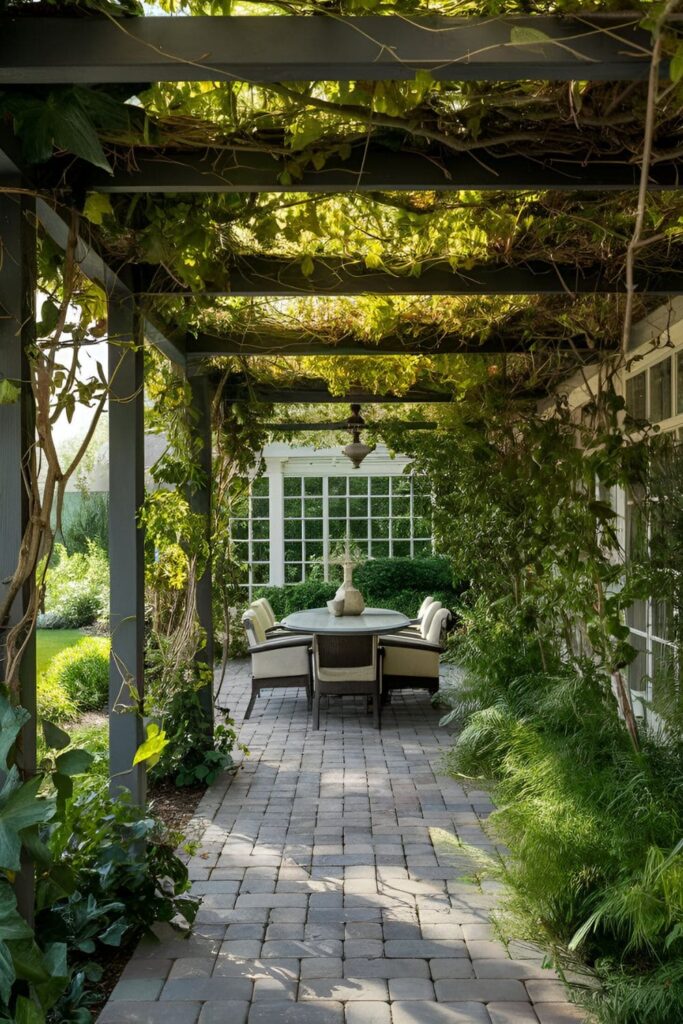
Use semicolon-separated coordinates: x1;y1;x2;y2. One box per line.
0;772;54;872
133;723;168;769
510;27;554;48
0;378;22;406
82;193;114;226
41;720;70;752
0;882;33;941
15;995;45;1024
300;255;315;278
670;43;683;84
0;697;30;772
0;940;15;1005
54;748;93;777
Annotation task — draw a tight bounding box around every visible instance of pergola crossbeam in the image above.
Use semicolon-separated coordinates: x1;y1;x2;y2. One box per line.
221;377;454;403
76;148;683;194
138;258;683;297
0;14;673;84
188;330;615;357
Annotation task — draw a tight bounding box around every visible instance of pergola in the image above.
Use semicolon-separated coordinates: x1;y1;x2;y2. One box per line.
1;11;681;811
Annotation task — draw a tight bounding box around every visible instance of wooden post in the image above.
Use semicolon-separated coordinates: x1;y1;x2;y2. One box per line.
108;294;146;804
188;372;214;737
0;191;37;921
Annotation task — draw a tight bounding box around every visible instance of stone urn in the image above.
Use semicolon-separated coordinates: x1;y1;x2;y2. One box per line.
332;537;365;616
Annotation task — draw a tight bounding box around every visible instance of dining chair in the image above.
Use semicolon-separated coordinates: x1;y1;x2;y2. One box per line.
311;633;382;730
381;607;450;699
252;597;287;635
242;609;312;719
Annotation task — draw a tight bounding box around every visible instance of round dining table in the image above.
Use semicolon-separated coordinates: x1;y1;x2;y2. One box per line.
281;606;410;636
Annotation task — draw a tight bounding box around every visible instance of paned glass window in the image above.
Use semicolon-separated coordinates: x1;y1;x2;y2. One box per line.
650;357;672;423
626;371;646;419
230;476;270;596
282;473;433;582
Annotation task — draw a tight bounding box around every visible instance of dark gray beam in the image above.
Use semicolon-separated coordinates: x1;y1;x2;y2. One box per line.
79;148;683;194
34;199;187;368
0;191;37;923
188;373;214;740
108;294;146;806
221;377;453;403
0;15;671;84
138;257;683;297
189;329;615;357
265;421;438;430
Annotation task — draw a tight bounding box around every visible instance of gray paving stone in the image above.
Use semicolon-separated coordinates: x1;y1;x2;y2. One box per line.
392;1001;492;1024
161;979;253;1002
299;979;389;1002
344;1002;391;1024
475;960;553;980
533;1006;585;1024
344;959;430;980
301;958;344;979
252;978;297;1001
168;959;215;980
385;940;468;959
488;1004;541;1024
435;979;528;1002
526;982;571;1004
248;1001;344;1024
198;1003;250;1024
344;940;384;959
388;978;436;1001
99;1002;201;1024
261;939;342;958
213;957;299;980
109;980;164;1001
120;959;173;981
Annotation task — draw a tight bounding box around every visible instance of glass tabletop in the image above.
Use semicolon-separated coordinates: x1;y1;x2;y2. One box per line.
281;607;411;636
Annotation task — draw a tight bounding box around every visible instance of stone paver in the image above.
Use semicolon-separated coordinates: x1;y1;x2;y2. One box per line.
98;660;584;1024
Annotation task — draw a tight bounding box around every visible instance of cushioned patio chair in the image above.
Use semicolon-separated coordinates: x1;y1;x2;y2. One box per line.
400;596;439;636
381;607;450;699
253;597;283;632
311;633;382;730
242;609;312;719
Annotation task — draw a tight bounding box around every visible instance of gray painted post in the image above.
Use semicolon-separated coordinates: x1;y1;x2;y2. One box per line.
188;373;214;736
0;192;37;921
108;294;146;804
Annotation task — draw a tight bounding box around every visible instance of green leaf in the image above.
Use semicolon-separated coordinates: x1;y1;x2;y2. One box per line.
82;192;114;226
0;772;54;873
41;720;70;752
0;940;15;1005
99;919;128;947
54;748;93;778
0;882;34;941
300;254;315;278
510;26;554;49
0;696;30;773
0;379;21;405
15;995;45;1024
133;723;168;769
670;42;683;84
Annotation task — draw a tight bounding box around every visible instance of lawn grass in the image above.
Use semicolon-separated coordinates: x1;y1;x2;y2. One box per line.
36;628;85;676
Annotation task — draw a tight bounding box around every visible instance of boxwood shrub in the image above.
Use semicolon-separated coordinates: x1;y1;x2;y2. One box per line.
41;636;110;714
255;557;465;621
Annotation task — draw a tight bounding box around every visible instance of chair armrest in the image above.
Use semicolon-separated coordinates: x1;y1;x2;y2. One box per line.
380;636;443;654
249;636;312;655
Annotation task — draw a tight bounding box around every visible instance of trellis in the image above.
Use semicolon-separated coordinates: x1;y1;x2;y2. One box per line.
0;12;681;815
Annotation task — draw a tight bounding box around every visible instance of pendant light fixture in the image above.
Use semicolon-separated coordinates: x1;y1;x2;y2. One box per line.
342;404;373;469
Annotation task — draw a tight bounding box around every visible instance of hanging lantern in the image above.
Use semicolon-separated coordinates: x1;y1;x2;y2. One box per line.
342;404;373;469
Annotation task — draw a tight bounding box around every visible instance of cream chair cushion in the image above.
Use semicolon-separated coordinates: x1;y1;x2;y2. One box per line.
251;640;309;680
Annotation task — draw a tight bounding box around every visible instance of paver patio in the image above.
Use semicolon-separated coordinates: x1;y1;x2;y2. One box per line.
99;661;585;1024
